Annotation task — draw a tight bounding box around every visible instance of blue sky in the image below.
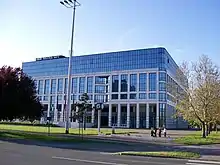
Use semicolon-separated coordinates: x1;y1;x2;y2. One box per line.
0;0;220;67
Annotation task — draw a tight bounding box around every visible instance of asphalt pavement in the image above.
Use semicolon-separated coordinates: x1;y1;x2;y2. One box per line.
0;140;188;165
1;139;220;165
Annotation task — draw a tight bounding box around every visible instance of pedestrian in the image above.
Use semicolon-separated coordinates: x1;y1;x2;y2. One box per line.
163;127;167;137
154;128;157;137
151;127;154;137
158;127;162;137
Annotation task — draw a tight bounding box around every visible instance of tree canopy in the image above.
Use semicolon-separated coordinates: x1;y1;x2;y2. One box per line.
175;55;220;137
0;66;42;121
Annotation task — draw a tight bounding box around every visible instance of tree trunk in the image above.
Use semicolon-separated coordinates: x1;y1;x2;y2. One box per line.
205;123;209;137
202;122;206;138
208;123;212;134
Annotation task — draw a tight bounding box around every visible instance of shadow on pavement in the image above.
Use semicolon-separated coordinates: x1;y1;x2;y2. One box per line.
0;137;220;158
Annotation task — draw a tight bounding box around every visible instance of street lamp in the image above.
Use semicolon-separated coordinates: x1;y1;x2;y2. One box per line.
60;0;81;134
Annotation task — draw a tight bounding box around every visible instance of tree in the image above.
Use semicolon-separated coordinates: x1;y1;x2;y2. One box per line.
175;55;220;138
0;66;43;121
73;93;92;138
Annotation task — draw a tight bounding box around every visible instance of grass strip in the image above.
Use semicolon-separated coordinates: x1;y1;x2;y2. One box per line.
117;151;200;159
174;132;220;145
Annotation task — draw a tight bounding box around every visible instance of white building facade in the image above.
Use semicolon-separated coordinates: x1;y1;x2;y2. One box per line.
22;48;188;129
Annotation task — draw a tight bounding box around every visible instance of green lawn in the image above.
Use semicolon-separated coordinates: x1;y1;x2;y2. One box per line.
0;124;137;135
0;131;86;143
174;131;220;145
117;151;200;159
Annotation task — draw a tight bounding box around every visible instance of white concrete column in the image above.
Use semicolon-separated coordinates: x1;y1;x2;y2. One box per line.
92;76;95;102
126;103;130;128
60;104;64;122
119;74;121;93
91;103;95;124
85;76;88;93
117;104;121;127
54;79;59;123
128;74;130;92
47;79;52;117
108;103;112;127
136;103;140;128
156;102;160;128
109;75;112;94
146;103;149;128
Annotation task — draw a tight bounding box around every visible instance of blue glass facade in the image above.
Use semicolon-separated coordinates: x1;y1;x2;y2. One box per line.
22;47;187;129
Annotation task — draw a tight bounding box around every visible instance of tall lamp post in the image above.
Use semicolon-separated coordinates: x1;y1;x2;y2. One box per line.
60;0;81;134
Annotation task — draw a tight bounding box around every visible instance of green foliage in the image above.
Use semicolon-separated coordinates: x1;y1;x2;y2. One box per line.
0;66;42;121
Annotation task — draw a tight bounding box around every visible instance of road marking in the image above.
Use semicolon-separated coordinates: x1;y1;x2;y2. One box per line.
52;156;128;165
187;159;220;164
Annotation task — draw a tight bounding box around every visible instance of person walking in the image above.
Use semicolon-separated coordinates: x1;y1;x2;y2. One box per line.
163;127;167;137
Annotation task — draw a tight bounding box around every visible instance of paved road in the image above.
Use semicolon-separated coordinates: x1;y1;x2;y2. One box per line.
1;140;220;165
0;140;189;165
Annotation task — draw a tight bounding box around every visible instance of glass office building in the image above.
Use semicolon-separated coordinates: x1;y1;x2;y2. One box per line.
22;47;188;129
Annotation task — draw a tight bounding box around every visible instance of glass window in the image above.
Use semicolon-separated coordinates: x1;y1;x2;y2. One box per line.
43;96;48;101
94;95;105;102
38;96;42;101
130;74;137;92
139;73;147;92
87;77;93;93
38;80;43;94
44;79;50;94
130;94;136;99
51;79;56;94
120;94;127;99
149;73;157;91
159;93;166;101
149;93;157;99
112;75;119;92
159;82;166;91
139;93;147;99
58;78;63;93
71;78;78;94
121;74;128;92
95;76;106;84
95;85;105;93
159;72;166;81
57;95;62;101
79;77;85;93
111;94;118;100
71;95;77;100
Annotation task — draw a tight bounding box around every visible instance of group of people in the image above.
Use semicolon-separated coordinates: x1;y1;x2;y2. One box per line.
151;127;167;137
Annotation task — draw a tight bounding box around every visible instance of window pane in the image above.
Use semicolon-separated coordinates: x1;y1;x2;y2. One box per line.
79;77;85;93
72;78;78;93
149;73;157;91
58;78;63;93
139;93;147;99
121;74;128;92
139;73;147;91
112;75;119;92
87;77;93;93
130;94;136;99
149;93;157;99
120;94;127;99
44;79;50;94
130;74;137;92
159;72;166;81
111;94;118;99
51;79;56;94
